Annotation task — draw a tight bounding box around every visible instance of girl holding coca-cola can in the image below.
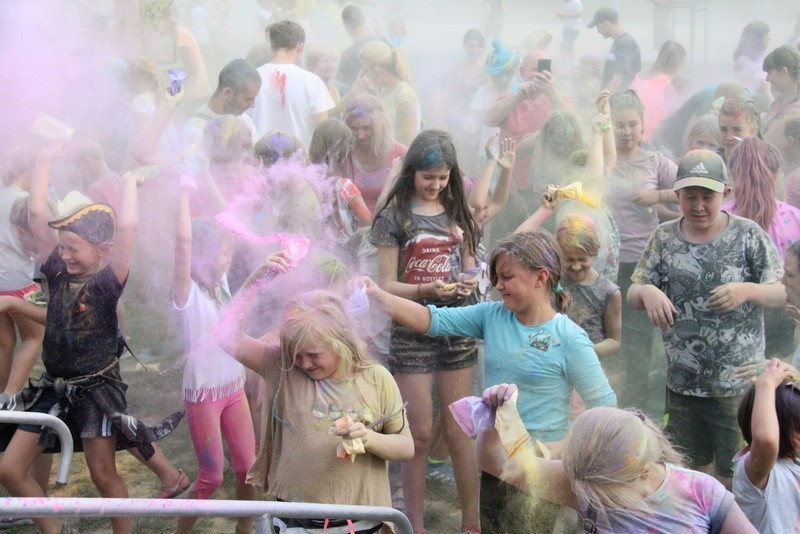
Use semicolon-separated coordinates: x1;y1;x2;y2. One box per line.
370;129;482;534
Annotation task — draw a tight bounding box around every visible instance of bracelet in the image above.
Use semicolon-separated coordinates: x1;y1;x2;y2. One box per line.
417;284;422;299
658;190;663;203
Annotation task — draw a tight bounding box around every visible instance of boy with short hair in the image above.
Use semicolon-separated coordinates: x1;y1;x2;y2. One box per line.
627;149;785;489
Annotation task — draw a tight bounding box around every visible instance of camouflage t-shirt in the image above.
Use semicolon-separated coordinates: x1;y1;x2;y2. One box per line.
632;213;783;397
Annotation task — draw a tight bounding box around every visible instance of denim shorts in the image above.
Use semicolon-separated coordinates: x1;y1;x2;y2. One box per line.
664;389;744;477
388;324;477;374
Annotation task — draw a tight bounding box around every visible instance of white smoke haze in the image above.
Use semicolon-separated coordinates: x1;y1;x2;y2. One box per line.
0;0;798;412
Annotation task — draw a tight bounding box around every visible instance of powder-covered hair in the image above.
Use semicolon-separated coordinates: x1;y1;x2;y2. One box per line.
202;115;253;164
728;136;782;232
489;230;571;312
532;109;585;178
738;380;800;462
563;407;684;515
556;215;601;257
651;40;686;76
719;96;762;133
305;43;338;73
279;290;376;377
308;118;354;177
359;41;412;83
684;113;721;152
610;89;645;120
254;130;306;167
0;145;37;187
343;94;396;161
376;129;479;256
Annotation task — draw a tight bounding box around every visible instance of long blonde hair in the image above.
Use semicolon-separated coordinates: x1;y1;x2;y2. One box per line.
562;407;683;515
279;290;376;377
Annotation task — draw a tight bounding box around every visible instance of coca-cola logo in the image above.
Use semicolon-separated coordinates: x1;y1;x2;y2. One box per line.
405;254;451;274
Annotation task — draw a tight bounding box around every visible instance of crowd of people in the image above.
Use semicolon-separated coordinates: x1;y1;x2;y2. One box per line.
2;1;800;533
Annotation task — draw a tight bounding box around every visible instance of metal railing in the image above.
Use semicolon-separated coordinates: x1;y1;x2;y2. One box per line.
0;411;73;485
0;497;413;534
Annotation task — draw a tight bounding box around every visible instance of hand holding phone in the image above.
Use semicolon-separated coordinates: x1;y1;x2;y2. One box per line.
536;59;552;73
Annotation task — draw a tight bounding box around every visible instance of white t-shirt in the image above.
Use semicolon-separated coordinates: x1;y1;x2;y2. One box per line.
561;0;583;31
250;63;334;148
182;103;260;149
173;277;246;403
0;186;34;291
469;83;505;158
733;449;800;533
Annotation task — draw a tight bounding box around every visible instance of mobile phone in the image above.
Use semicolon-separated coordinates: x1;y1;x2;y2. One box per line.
537;59;552;73
167;69;187;96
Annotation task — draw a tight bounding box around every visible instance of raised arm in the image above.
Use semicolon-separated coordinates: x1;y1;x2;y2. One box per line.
743;359;793;490
171;190;193;308
28;147;60;262
515;191;557;234
482;90;527;127
469;135;515;225
128;88;184;166
109;171;142;284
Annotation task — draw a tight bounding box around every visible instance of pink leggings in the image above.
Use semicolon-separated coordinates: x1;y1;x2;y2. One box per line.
184;389;256;499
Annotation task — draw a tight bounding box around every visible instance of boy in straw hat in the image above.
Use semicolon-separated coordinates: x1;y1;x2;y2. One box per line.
0;146;181;534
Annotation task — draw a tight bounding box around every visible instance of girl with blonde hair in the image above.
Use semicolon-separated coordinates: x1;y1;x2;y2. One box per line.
479;384;756;533
226;289;413;533
359;41;420;145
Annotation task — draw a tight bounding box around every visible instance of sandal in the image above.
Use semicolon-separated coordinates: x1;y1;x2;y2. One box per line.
156;469;191;499
426;459;455;486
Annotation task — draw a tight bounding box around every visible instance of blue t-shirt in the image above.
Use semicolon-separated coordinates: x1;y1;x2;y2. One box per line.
426;301;616;442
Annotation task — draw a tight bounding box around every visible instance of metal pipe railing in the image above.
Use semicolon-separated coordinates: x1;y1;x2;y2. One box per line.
0;497;414;534
0;411;73;484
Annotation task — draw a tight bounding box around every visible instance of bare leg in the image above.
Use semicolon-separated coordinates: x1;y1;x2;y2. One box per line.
0;312;15;392
393;372;434;533
126;445;188;497
30;453;54;495
0;430;60;533
437;367;480;531
234;480;256;533
4;313;44;395
83;436;132;534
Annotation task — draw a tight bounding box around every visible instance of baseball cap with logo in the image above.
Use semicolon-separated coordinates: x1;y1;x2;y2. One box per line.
588;7;618;28
673;149;728;193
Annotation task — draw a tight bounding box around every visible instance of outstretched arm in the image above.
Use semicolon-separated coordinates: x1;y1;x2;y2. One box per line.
481;384;578;508
364;276;432;333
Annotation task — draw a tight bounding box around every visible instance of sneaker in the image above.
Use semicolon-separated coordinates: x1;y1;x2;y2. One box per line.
0;517;34;529
426;459;455;486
